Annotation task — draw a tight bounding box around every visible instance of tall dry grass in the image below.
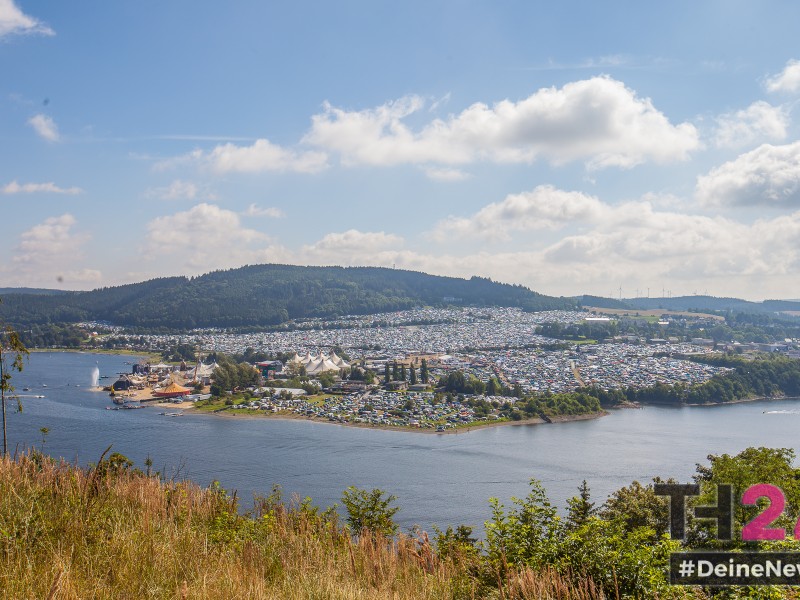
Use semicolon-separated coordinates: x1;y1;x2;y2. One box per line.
0;451;605;599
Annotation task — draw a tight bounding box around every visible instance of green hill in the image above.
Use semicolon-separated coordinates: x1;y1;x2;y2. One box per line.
0;264;574;331
624;295;800;315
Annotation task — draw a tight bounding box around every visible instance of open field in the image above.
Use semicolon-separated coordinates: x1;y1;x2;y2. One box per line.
584;306;725;321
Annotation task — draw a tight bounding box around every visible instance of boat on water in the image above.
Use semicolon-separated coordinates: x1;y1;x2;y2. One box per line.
22;387;30;392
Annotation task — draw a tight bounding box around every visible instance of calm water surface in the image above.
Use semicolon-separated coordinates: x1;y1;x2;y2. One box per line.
6;352;800;532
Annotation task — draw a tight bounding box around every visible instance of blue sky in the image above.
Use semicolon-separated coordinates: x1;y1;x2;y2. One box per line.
3;1;800;300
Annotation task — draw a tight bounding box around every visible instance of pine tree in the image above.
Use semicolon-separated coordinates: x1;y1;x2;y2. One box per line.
410;365;417;385
392;362;399;381
420;358;429;384
400;364;407;381
566;480;596;529
384;363;390;384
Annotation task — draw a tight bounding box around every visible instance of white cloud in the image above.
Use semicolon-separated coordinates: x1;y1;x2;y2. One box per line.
243;204;285;218
713;101;788;148
194;139;328;174
766;59;800;94
305;229;402;252
2;180;82;195
305;76;699;170
432;185;606;241
0;0;54;38
14;214;86;264
696;141;800;206
145;179;210;201
28;113;59;141
313;194;800;299
8;213;99;287
143;203;290;272
300;230;404;265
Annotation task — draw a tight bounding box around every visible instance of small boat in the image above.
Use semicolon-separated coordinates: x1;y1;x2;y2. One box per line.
22;387;30;392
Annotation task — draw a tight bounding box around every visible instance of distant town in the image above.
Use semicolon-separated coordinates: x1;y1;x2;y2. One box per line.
79;306;800;431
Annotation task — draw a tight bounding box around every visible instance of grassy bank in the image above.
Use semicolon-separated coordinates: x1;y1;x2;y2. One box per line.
0;451;607;599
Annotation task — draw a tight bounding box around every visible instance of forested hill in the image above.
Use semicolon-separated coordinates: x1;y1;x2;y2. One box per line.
624;295;800;314
576;294;800;315
0;264;574;330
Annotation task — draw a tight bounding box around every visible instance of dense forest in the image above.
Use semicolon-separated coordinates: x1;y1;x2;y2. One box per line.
0;264;574;331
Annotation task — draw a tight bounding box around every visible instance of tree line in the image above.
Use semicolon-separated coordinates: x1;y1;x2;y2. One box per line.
0;265;574;331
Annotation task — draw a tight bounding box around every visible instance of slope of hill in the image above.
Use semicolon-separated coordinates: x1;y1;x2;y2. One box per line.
0;287;67;296
0;264;574;330
624;295;800;315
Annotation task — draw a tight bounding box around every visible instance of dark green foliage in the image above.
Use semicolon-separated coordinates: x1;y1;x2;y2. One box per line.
600;479;671;539
565;480;596;530
690;447;800;549
340;486;399;537
0;265;574;331
209;354;260;397
420;359;429;384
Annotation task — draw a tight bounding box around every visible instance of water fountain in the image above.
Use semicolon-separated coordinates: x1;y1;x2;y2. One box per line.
91;364;100;388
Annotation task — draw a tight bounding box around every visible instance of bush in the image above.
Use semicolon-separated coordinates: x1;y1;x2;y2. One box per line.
341;486;399;537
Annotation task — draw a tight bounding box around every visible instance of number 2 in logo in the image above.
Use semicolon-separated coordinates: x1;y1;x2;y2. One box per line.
741;483;787;541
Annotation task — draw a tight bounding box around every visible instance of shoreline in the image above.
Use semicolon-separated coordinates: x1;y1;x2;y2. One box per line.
30;348;161;362
683;394;800;407
178;403;608;434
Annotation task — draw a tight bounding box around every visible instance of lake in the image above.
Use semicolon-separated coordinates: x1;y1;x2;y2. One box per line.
5;351;799;533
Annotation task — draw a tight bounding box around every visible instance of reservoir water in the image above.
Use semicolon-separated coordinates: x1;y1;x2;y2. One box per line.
6;352;800;533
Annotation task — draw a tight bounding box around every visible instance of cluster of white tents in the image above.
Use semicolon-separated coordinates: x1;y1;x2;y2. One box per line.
287;351;350;376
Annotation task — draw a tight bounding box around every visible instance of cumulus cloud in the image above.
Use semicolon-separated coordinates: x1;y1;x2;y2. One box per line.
190;139;328;174
143;203;290;273
302;229;403;257
0;0;53;38
766;59;800;94
2;180;82;195
14;214;86;263
28;114;59;141
314;193;800;299
8;214;99;287
696;141;800;206
432;186;606;241
243;204;285;218
145;179;213;201
713;101;788;148
305;76;699;170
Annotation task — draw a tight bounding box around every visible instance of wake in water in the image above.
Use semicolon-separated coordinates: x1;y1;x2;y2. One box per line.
763;410;800;414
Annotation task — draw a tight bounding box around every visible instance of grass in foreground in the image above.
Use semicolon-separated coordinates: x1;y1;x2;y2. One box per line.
0;450;606;599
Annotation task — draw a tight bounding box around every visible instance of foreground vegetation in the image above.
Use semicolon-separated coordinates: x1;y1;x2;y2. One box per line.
5;446;800;598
